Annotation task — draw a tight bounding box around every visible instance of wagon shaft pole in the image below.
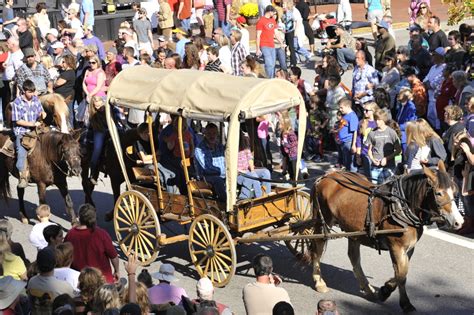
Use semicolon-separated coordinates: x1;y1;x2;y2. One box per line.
236;228;408;244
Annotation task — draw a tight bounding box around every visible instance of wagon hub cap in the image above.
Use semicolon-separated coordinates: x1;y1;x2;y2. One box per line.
130;223;139;235
205;245;215;258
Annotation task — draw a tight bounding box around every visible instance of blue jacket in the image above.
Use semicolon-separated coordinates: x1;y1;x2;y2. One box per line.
397;100;417;145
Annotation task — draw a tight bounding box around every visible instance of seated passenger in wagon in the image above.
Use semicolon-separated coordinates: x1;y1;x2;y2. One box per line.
158;116;194;195
194;123;226;202
237;132;272;199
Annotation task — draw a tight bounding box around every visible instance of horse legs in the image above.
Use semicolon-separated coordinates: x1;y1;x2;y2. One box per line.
387;246;416;313
104;175;122;222
17;187;29;224
311;222;329;293
56;178;77;224
348;238;376;298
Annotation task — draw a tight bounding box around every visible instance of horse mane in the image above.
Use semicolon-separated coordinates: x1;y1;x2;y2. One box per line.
40;93;68;114
401;168;451;207
40;131;73;162
40;94;70;130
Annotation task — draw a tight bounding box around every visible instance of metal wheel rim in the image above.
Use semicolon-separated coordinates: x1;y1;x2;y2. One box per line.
188;214;236;287
285;191;313;259
113;190;161;266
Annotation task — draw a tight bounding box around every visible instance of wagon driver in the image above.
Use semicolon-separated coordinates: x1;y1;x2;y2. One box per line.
195;123;226;202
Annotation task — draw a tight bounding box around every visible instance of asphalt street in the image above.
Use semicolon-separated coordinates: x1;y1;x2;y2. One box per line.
1;22;474;315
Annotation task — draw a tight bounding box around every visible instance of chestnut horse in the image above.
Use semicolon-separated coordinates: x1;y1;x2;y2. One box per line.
309;162;463;313
0;131;82;223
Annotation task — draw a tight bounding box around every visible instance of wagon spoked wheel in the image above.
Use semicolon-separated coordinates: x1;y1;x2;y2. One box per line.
113;190;160;266
285;191;313;259
188;214;236;288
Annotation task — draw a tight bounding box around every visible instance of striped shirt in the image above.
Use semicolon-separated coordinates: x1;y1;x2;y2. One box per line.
204;59;223;72
11;95;43;136
231;41;247;76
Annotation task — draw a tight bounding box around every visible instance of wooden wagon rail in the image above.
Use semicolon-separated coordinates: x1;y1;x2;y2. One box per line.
235;228;408;244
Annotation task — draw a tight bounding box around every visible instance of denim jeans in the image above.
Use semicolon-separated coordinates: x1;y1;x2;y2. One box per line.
294;38;311;60
204;175;226;202
275;48;287;71
15;135;27;172
370;166;394;185
260;46;276;78
213;12;232;37
336;47;356;70
91;130;106;170
360;154;371;178
180;18;191;31
67;100;74;127
341;141;357;172
238;168;272;199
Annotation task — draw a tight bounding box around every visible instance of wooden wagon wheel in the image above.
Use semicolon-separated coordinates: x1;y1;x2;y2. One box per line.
188;214;236;288
113;190;161;266
285;191;313;259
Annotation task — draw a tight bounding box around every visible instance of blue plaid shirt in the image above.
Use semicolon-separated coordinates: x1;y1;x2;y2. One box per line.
352;64;380;104
195;140;226;178
11;95;43;136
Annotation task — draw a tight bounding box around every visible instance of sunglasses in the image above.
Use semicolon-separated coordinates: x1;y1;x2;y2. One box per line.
364;109;372;112
90;61;97;64
420;6;427;8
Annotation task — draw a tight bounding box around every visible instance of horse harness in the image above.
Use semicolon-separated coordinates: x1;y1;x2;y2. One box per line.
321;172;449;251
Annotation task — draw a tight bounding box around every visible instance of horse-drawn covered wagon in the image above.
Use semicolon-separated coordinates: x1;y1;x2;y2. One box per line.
106;66;312;287
105;67;464;312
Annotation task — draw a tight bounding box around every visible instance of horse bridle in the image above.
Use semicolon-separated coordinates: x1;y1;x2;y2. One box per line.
417;183;456;225
52;149;80;177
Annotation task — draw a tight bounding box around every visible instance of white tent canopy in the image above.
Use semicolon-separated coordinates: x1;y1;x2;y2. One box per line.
106;67;307;210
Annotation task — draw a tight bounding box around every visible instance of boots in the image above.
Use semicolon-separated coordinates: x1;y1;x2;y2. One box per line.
89;168;99;185
18;171;29;189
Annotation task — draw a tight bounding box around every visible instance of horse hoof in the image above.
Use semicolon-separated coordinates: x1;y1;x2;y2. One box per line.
402;304;417;313
378;286;392;302
315;284;330;293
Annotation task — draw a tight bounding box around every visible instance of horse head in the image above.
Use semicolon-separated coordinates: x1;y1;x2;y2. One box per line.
422;161;464;230
44;131;82;177
40;94;70;134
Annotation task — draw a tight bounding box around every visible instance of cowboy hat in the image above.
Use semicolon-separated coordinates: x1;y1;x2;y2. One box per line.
151;263;178;282
0;276;26;309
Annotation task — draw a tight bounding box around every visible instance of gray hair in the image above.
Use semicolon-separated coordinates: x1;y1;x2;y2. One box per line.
451;70;468;86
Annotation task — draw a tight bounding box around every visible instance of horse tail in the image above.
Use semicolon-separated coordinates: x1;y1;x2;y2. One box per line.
0;154;11;201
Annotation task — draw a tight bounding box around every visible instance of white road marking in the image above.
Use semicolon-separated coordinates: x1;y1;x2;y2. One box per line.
424;227;474;249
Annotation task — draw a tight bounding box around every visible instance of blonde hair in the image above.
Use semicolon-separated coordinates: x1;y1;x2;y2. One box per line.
279;111;293;134
93;284;122;313
360;102;380;135
123;282;150;314
406;121;426;147
417;118;442;141
36;204;51;218
40;55;54;69
398;87;413;102
79;267;105;303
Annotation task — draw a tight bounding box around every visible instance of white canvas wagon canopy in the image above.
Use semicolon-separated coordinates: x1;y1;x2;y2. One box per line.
106;66;307;210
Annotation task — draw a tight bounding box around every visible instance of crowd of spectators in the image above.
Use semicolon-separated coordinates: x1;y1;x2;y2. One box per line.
2;208;344;314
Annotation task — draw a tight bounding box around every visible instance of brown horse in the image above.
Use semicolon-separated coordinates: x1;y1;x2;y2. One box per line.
0;130;82;223
309;162;463;313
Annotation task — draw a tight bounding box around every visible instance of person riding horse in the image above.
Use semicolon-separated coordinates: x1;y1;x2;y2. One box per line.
11;80;47;188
